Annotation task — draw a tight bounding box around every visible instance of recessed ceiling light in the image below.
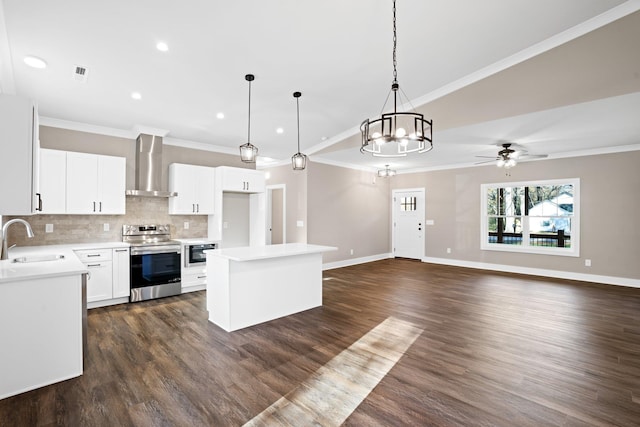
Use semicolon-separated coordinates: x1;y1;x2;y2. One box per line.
24;56;47;69
131;92;142;100
156;42;169;52
276;127;284;134
216;112;225;119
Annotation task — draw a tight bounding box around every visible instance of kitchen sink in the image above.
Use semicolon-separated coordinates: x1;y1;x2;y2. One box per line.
12;254;66;263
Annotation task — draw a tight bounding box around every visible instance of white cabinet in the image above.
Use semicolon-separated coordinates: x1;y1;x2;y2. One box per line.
76;249;113;303
75;246;130;306
168;163;215;215
112;248;130;298
208;166;266;243
0;94;39;215
217;166;265;193
38;149;67;214
66;152;126;214
182;264;208;292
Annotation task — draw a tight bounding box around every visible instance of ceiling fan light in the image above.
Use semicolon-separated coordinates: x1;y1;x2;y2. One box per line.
506;159;517;168
496;158;505;167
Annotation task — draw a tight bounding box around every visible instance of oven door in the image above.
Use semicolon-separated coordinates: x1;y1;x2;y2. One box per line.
186;243;217;267
130;247;181;290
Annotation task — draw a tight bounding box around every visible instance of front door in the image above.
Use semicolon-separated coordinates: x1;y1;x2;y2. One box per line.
393;189;425;259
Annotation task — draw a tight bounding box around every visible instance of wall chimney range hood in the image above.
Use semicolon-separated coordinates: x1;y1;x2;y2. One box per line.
125;134;177;197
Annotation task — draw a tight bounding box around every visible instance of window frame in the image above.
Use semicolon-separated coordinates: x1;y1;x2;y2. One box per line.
480;178;580;257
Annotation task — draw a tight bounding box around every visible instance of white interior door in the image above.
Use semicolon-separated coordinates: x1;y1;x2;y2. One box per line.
393;189;425;259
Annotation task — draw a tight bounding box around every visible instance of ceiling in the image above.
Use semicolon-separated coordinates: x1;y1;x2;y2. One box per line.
2;0;639;173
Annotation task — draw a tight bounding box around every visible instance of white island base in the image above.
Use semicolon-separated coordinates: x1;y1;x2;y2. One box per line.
206;244;336;332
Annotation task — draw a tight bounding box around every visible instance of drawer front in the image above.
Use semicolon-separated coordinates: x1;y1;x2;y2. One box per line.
75;249;112;262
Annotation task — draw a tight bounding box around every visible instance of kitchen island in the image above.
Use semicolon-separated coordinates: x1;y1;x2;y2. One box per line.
0;247;87;400
206;243;336;332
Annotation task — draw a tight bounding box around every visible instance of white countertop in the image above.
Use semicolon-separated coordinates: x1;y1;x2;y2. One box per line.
206;243;337;262
173;238;220;245
0;242;128;284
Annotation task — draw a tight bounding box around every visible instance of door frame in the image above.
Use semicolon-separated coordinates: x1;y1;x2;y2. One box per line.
391;187;425;260
266;184;286;245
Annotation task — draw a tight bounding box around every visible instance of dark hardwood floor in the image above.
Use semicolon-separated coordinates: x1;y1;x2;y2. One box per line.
2;259;640;426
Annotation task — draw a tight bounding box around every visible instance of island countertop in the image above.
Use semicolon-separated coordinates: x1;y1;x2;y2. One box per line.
205;243;337;262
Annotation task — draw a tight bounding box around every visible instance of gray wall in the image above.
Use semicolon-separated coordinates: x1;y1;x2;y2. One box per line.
391;150;640;280
221;192;250;248
307;162;390;264
264;163;307;244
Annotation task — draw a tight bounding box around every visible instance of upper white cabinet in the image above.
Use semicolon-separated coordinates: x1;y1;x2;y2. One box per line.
168;163;215;215
0;94;39;215
217;166;265;193
38;149;67;214
66;152;126;214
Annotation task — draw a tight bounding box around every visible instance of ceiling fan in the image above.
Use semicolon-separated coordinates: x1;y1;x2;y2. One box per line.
476;142;548;169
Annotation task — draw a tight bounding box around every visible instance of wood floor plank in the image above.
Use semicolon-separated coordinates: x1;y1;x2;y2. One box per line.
2;259;640;426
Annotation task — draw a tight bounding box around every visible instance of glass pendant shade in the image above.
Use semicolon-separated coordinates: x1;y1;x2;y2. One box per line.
377;164;396;177
291;91;307;171
240;74;258;163
239;142;258;163
292;152;307;170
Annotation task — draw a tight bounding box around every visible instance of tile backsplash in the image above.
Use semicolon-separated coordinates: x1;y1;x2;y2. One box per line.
4;196;208;247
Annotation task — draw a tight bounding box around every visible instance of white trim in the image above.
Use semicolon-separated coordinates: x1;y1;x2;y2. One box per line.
309;156;376;173
39;116;134;139
163;136;237;155
323;253;392;271
302;1;640;160
422;256;640;289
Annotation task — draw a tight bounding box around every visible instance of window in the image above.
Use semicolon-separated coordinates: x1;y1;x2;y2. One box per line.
481;178;579;256
400;196;417;211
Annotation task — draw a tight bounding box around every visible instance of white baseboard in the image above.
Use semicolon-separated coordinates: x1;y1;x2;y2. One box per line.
422;256;640;289
87;296;129;309
323;253;393;270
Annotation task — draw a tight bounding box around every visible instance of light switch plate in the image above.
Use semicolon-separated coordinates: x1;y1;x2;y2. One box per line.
184;221;190;230
103;223;110;232
297;220;304;227
426;219;435;225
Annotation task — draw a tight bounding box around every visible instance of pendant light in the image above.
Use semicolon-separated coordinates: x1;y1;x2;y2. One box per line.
377;164;396;177
360;0;433;157
239;74;258;163
291;91;307;170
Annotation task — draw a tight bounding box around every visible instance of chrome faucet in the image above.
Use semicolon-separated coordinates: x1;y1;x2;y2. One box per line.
1;219;35;260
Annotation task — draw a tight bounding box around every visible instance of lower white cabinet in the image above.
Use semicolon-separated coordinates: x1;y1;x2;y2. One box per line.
112;248;130;298
74;246;130;306
182;264;207;292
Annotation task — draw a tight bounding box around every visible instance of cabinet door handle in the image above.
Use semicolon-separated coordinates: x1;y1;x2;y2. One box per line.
115;249;128;253
36;193;43;211
197;275;207;279
87;254;101;257
192;203;196;213
93;201;96;212
196;203;199;213
87;263;101;267
99;202;102;212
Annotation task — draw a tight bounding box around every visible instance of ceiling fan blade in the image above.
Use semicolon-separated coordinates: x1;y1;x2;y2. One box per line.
519;154;548;159
475;155;499;159
475;159;497;165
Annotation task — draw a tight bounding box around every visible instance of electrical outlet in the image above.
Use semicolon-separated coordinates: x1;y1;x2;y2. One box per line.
585;259;591;267
45;224;54;233
184;221;190;230
447;248;451;254
223;221;228;229
103;223;110;232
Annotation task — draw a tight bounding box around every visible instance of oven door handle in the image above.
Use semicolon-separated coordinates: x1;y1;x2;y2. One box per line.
130;247;181;256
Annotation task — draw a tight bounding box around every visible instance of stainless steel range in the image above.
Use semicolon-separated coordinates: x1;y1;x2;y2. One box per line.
123;224;182;302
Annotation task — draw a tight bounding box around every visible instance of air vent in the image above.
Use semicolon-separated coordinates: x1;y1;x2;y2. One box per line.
73;65;89;83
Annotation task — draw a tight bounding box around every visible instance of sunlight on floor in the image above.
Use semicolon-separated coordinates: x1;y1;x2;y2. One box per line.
243;317;424;426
